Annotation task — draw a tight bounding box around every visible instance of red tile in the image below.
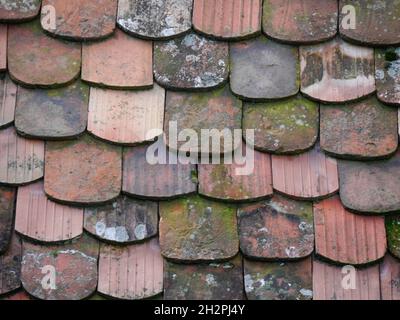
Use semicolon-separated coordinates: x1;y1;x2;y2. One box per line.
375;48;400;106
193;0;261;40
0;186;16;253
314;196;386;265
0;75;17;129
0;24;6;71
15;181;84;243
0;233;21;295
380;254;400;300
98;238;163;300
0;0;41;22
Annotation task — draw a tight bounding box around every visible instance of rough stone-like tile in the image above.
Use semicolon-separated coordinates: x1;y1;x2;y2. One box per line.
154;32;229;90
376;48;400;106
313;259;380;300
244;257;312;300
0;0;40;22
164;256;244;300
0;24;6;71
314;196;386;265
339;152;400;214
385;214;400;259
82;29;152;89
84;196;158;244
165;85;242;154
238;195;314;260
230;36;299;100
339;0;400;46
98;238;163;300
117;0;192;39
15;81;88;140
263;0;337;44
123;143;197;199
272;144;339;200
0;75;17;129
0;126;44;185
380;254;400;300
243;95;318;154
0;186;16;253
15;181;84;243
159;195;239;261
21;234;99;300
0;233;21;295
193;0;261;40
300;37;375;103
45;134;122;205
320;97;398;159
41;0;117;40
88;85;165;145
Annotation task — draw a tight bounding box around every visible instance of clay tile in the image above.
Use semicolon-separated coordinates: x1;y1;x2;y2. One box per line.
84;195;158;244
0;75;17;129
314;196;386;265
339;0;400;46
385;214;400;259
272;144;339;200
21;234;99;300
0;0;41;22
193;0;261;40
164;256;244;300
15;81;88;140
154;32;229;90
2;289;33;300
0;186;16;253
313;259;380;300
117;0;192;40
380;254;400;300
0;126;44;186
15;181;84;243
159;195;239;262
8;20;81;88
0;233;22;295
0;24;6;71
88;85;165;145
300;37;375;103
375;48;400;106
243;94;319;154
339;151;400;214
320;97;398;159
45;134;122;205
230;36;299;101
41;0;117;40
244;257;312;300
262;0;338;44
98;238;163;300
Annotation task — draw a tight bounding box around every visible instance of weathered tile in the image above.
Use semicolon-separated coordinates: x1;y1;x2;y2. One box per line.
320;97;398;159
238;195;314;260
339;0;400;46
88;85;165;145
165;85;242;154
0;186;16;253
0;24;6;71
164;256;244;300
84;196;158;244
380;254;400;300
0;126;44;186
41;0;117;40
272;144;339;200
0;233;21;295
45;134;122;205
21;234;99;300
376;48;400;106
2;289;33;300
263;0;337;44
313;259;380;300
230;36;299;100
0;75;17;129
385;214;400;259
193;0;261;40
15;81;88;140
15;181;84;243
244;257;312;300
339;152;400;214
300;37;375;103
159;195;239;261
117;0;192;39
98;238;163;299
154;32;229;90
314;196;386;265
243;95;318;154
0;0;40;22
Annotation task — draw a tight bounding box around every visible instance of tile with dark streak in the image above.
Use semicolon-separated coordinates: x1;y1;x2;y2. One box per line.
0;186;16;253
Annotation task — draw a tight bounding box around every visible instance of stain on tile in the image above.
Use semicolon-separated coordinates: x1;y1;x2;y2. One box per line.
380;254;400;300
0;186;16;253
0;0;41;22
0;74;17;129
0;233;21;295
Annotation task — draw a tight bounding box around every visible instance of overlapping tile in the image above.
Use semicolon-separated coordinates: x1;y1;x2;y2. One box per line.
375;48;400;106
0;24;6;71
88;85;165;145
45;134;122;205
159;195;238;261
154;32;229;90
0;0;41;22
84;196;158;244
385;214;400;259
0;186;15;253
98;238;163;299
15;181;84;243
192;0;261;40
300;37;375;103
0;233;21;295
230;36;299;100
380;254;400;300
0;75;17;129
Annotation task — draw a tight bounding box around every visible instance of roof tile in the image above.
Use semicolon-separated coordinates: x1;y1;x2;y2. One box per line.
0;0;41;22
0;75;17;129
0;186;15;253
380;254;400;300
0;24;6;71
385;214;400;259
0;233;21;295
375;48;400;106
2;290;33;300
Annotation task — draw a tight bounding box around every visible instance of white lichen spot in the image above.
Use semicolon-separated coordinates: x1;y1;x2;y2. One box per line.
206;274;218;286
134;224;147;240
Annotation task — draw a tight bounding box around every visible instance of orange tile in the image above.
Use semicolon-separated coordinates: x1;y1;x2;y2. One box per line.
0;24;6;71
0;75;17;129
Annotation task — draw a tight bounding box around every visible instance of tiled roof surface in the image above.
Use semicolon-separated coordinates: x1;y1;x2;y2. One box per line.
0;0;400;300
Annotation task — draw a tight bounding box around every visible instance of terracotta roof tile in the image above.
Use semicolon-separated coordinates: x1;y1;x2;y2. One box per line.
0;186;15;253
0;0;41;22
0;233;21;295
385;214;400;259
375;48;400;106
192;0;261;40
380;254;400;300
0;75;17;129
0;24;6;71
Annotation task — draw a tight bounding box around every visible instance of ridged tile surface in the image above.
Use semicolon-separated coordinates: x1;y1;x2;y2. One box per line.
0;74;17;129
0;24;6;71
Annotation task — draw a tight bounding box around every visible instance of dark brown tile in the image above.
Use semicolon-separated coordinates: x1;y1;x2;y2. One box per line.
0;0;40;22
385;214;400;259
0;75;17;129
0;186;16;253
375;48;400;106
0;233;21;295
380;254;400;300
